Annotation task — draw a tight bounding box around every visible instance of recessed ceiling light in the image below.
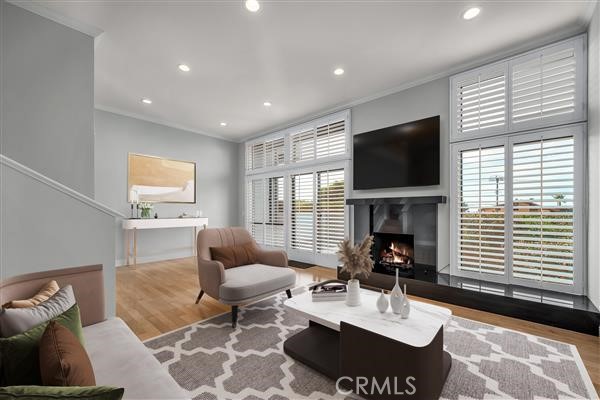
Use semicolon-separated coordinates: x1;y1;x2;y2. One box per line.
178;64;190;72
245;0;260;12
141;98;152;104
333;68;345;76
463;7;481;20
220;122;227;127
263;101;272;107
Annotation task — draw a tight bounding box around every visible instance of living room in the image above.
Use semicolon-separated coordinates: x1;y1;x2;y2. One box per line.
1;0;600;399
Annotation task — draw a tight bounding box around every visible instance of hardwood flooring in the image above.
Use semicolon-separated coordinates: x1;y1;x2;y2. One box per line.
117;257;600;394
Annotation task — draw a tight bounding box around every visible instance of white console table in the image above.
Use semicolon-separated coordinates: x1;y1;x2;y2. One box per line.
122;217;208;266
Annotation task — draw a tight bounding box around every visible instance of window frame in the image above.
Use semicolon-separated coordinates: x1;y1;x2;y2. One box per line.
450;123;586;294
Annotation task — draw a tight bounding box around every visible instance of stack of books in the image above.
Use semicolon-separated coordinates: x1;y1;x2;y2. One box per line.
311;281;347;302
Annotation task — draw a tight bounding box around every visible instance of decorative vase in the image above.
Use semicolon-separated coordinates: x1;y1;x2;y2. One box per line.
376;290;389;313
346;279;361;307
141;208;151;218
400;284;411;319
390;269;404;314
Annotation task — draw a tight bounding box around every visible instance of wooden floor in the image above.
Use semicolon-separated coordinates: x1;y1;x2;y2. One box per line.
117;257;600;394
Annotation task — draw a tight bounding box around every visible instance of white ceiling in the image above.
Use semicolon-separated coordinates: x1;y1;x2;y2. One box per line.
23;0;595;141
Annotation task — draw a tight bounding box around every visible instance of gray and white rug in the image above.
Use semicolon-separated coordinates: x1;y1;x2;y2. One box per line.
145;293;597;400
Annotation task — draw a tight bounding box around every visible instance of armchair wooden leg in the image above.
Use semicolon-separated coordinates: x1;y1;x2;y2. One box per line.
195;290;204;304
231;305;239;328
286;289;292;299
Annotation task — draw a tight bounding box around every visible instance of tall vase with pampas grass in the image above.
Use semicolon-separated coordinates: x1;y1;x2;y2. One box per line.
338;236;374;306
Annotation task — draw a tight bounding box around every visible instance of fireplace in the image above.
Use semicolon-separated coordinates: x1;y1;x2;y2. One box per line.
372;232;415;278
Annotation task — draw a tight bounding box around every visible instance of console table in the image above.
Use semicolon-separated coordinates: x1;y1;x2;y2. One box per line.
122;217;208;266
284;289;452;399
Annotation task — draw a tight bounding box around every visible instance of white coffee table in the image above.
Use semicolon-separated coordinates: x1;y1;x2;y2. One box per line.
283;288;453;400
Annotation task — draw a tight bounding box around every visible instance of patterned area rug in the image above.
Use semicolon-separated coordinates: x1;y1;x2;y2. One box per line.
145;293;597;400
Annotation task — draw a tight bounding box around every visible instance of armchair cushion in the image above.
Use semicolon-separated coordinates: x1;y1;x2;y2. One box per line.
210;244;258;269
219;265;296;303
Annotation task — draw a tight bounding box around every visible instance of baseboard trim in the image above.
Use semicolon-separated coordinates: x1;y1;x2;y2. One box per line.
116;250;194;267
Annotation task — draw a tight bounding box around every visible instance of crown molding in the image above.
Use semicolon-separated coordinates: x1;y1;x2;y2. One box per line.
7;0;104;38
95;105;236;142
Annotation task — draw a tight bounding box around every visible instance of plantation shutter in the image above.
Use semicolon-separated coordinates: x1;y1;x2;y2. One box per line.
291;119;347;162
316;120;346;158
246;142;265;170
316;169;345;254
264;138;285;168
247;178;265;243
510;39;583;129
452;67;507;140
290;172;314;251
511;136;575;285
265;176;285;247
458;145;506;275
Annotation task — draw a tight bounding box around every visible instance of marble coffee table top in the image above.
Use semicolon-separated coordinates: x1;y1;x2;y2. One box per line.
284;287;452;348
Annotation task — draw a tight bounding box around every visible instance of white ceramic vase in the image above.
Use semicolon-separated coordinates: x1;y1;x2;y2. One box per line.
346;279;361;307
390;269;404;314
376;290;389;313
400;284;411;319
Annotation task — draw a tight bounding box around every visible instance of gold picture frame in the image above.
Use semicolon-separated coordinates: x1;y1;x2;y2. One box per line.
127;153;196;204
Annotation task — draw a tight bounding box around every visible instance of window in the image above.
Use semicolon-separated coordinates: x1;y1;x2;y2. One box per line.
290;168;346;257
291;119;347;163
457;144;506;276
245;110;350;266
451;125;584;293
246;176;285;247
450;35;586;142
511;136;575;285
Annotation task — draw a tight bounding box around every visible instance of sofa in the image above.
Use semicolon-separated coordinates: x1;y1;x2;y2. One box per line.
0;265;188;400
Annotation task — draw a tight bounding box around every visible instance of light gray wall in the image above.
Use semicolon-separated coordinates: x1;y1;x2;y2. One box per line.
0;1;95;197
588;3;600;309
94;110;240;265
350;77;450;270
1;162;117;316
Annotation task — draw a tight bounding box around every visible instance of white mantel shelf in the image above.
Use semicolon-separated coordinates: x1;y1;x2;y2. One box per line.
122;217;208;265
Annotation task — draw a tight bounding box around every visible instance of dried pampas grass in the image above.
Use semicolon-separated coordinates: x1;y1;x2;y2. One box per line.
338;236;374;280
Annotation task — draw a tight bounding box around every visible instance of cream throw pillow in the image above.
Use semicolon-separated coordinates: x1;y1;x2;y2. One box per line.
2;280;60;309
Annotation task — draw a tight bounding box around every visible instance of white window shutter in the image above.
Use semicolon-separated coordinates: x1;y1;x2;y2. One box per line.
264;138;285;168
291;129;316;163
511;136;575;285
451;65;508;141
316;120;346;158
265;176;285;247
457;145;506;275
247;178;265;243
316;169;345;254
510;37;585;130
290;172;315;251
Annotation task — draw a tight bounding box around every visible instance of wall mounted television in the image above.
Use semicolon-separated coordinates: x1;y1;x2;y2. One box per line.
353;116;440;190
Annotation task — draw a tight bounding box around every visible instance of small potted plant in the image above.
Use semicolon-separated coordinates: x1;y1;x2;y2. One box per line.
139;202;154;218
337;236;374;306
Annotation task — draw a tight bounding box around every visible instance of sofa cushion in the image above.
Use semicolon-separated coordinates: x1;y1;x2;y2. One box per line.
2;280;60;309
39;320;96;386
219;264;296;302
83;318;188;400
0;285;76;338
210;244;257;269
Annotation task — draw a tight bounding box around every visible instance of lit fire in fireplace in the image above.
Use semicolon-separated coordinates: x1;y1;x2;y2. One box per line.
380;241;413;267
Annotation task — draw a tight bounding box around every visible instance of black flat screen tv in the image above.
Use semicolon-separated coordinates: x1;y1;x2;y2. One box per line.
353;116;440;190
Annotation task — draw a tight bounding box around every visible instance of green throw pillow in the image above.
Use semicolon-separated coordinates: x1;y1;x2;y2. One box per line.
0;304;84;386
0;386;124;400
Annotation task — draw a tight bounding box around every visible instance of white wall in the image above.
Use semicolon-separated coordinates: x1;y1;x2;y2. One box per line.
1;1;95;197
94;110;240;265
588;2;600;309
350;77;450;270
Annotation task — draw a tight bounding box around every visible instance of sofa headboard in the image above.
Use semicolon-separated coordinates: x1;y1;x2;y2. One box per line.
0;264;105;327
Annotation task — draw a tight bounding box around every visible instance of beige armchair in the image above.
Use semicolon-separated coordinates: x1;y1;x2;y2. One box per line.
196;227;296;328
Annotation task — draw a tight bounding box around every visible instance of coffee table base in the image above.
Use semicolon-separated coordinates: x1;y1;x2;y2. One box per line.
284;320;451;400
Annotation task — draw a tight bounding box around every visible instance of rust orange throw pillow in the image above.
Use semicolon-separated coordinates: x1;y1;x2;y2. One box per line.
210;244;258;268
39;321;96;386
3;280;60;309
